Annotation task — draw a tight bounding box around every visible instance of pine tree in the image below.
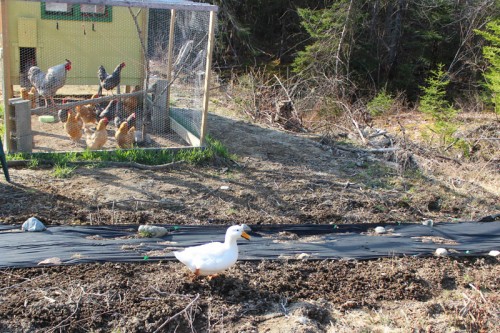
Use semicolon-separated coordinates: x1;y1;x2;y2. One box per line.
419;64;457;145
476;19;500;114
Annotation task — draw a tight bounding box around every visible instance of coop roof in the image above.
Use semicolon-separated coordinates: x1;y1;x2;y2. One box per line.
22;0;218;12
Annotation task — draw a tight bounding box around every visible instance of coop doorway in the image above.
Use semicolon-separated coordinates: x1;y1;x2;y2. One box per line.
19;47;37;88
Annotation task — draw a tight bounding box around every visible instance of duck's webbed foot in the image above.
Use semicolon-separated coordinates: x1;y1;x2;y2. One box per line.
190;268;201;282
206;274;219;281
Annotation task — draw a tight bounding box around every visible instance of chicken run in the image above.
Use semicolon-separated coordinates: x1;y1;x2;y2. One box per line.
1;0;218;154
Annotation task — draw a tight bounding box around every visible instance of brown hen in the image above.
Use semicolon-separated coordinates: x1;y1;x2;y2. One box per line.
115;122;135;149
123;85;141;116
76;104;97;127
86;118;108;150
64;111;83;143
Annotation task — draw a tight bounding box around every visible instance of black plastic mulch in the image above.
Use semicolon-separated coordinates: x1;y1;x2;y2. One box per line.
0;220;499;268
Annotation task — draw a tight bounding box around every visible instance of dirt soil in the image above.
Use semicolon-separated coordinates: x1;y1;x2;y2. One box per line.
30;113;188;153
1;111;499;332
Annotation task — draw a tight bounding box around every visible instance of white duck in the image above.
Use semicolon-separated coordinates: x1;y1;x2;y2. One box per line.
174;225;251;279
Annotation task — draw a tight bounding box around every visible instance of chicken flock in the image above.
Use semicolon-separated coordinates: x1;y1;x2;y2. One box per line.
26;60;140;150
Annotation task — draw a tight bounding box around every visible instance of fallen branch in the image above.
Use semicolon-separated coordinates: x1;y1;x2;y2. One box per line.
153;293;200;333
7;159;186;170
350;117;367;145
335;145;399;154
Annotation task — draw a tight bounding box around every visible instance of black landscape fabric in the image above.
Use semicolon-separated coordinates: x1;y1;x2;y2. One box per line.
0;221;499;268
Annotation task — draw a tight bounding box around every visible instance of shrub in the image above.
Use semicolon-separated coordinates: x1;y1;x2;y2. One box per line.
367;89;394;116
419;64;458;145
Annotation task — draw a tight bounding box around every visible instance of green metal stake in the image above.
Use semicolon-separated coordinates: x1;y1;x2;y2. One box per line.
0;137;10;182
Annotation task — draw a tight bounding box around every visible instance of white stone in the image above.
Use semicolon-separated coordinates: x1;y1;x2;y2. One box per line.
488;250;499;257
435;248;448;256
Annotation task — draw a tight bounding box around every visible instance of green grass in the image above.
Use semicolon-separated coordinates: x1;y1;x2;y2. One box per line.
52;164;77;178
5;136;235;177
346;162;398;189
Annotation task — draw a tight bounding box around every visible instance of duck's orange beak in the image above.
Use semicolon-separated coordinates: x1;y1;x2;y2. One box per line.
241;231;251;240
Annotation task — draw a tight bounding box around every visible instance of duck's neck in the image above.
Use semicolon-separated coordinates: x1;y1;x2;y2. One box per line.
224;235;238;246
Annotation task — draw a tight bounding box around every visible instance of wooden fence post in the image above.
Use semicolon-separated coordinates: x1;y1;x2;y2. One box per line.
9;98;32;153
1;0;14;152
152;79;169;134
200;10;216;146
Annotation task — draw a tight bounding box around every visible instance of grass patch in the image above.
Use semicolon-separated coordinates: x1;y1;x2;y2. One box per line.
6;136;235;173
27;158;40;169
52;164;77;178
348;162;398;189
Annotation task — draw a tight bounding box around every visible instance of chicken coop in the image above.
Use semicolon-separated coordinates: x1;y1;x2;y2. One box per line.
1;0;217;154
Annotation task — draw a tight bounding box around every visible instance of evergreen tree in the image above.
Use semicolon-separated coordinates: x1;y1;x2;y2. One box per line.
476;19;500;114
419;64;457;145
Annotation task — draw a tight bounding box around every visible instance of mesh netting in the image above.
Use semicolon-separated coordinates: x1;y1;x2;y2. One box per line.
2;1;216;153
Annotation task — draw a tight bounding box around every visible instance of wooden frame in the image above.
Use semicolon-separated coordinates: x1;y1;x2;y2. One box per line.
20;0;218;12
1;0;14;152
199;10;216;146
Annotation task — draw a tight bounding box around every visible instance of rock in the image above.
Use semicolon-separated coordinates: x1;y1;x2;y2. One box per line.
138;225;169;237
488;250;499;257
38;257;62;265
297;253;310;260
422;219;434;227
374;226;386;234
435;248;448;256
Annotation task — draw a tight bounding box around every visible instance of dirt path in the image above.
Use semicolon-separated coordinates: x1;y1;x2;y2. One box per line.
0;111;499;332
3;111;497;226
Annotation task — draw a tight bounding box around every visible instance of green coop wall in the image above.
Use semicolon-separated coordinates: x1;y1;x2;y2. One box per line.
7;1;146;86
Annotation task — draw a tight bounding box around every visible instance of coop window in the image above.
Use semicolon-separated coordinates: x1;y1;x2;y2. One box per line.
41;3;112;22
80;5;106;15
45;3;74;15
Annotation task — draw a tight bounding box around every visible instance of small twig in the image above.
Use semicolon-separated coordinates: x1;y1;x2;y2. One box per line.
444;138;460;152
153;293;200;333
279;297;289;317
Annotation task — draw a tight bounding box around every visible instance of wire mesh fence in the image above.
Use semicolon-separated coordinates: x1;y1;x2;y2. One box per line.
1;0;217;154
